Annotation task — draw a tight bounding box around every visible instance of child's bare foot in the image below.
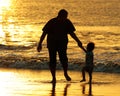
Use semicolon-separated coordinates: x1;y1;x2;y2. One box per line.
50;79;56;83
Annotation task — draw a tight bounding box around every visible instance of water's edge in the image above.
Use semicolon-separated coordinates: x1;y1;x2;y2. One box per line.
0;56;120;73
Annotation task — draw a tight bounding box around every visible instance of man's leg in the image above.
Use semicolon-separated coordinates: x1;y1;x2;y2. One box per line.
61;59;71;81
58;48;71;81
48;48;57;83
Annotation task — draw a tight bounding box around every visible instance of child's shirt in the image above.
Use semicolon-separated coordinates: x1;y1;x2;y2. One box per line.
85;51;94;67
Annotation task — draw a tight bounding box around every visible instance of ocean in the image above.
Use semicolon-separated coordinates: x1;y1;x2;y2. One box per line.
0;0;120;73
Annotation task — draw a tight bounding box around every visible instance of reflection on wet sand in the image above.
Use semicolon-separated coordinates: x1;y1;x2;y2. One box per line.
63;84;71;96
82;82;92;96
50;82;92;96
0;69;120;96
50;83;56;96
50;83;71;96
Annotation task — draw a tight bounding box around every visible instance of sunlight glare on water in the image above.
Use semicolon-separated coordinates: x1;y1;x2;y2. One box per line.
0;71;21;96
0;0;11;16
0;0;11;8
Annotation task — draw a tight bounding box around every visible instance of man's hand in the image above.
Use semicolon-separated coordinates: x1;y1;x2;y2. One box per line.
37;44;42;52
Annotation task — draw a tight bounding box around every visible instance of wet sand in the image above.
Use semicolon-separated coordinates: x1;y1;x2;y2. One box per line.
0;68;120;96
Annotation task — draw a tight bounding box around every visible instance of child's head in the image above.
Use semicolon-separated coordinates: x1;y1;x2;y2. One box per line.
87;42;95;51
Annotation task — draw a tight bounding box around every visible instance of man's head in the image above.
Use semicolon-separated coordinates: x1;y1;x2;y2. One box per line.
57;9;68;21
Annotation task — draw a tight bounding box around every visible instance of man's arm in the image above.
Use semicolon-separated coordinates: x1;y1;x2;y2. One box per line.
69;32;86;52
69;32;82;46
37;32;47;52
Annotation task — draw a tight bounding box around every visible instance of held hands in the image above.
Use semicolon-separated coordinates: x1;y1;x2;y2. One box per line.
77;42;87;52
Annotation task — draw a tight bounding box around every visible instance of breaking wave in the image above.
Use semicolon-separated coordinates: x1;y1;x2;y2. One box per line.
0;56;120;73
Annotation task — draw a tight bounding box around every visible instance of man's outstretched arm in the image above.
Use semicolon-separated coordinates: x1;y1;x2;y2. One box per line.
69;32;86;52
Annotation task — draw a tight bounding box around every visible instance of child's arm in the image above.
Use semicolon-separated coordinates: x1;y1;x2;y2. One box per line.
81;46;87;53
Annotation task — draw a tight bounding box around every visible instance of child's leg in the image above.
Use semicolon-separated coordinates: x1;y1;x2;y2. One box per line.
88;71;92;83
80;67;86;82
88;67;93;83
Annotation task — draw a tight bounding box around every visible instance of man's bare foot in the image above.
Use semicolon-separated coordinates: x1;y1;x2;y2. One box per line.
80;79;86;82
65;75;71;81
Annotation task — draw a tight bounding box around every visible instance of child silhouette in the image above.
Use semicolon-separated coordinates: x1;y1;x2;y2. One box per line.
80;42;95;83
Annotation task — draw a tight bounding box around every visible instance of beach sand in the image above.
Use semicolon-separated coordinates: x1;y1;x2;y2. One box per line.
0;68;120;96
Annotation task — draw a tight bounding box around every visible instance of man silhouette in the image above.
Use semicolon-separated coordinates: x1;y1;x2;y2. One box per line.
37;9;84;83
